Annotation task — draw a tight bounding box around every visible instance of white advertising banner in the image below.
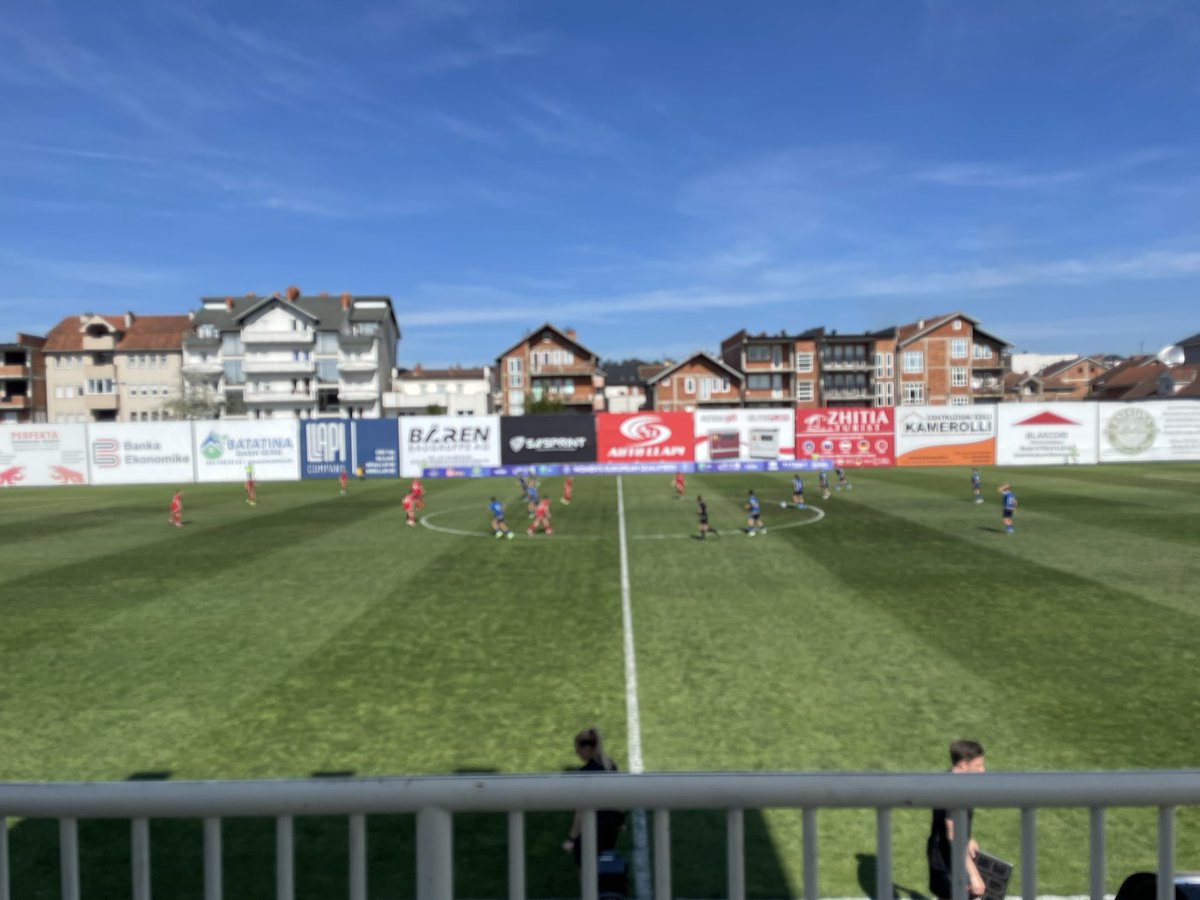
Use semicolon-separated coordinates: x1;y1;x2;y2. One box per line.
1098;401;1200;463
88;422;195;485
0;424;90;486
895;405;996;467
996;403;1099;466
399;415;501;477
194;420;300;482
692;408;795;462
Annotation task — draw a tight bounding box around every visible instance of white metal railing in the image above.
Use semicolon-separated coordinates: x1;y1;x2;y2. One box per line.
2;771;1198;900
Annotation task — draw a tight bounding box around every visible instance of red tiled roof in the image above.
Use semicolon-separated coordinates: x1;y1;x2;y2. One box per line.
43;316;124;352
118;316;189;351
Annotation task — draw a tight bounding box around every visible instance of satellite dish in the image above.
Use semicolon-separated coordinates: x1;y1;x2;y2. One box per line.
1156;344;1185;367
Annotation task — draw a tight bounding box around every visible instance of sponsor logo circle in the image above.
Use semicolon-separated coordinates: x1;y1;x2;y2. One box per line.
1106;408;1157;455
619;415;671;447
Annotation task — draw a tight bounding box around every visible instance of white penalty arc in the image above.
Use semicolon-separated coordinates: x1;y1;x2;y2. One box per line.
419;504;826;540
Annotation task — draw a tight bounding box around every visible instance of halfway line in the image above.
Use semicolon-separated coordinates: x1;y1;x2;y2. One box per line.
616;476;651;899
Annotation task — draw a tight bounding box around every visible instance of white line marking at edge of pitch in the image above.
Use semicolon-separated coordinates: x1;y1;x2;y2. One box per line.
616;476;651;900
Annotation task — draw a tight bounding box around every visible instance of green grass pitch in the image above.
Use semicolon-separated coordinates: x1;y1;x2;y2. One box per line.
1;464;1198;898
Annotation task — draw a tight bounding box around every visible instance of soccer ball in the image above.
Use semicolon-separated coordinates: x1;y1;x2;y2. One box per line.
779;501;788;509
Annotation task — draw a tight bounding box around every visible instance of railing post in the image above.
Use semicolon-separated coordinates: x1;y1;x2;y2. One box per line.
203;817;222;900
276;815;294;900
349;814;367;900
802;808;818;900
417;808;453;900
59;818;80;900
950;809;968;900
1021;808;1037;900
727;808;745;900
876;808;893;900
507;810;525;900
580;810;598;900
1089;807;1105;900
1157;807;1174;900
0;812;9;900
132;817;151;900
654;809;671;900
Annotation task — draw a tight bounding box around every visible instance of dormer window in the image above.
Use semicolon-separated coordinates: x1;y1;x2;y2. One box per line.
86;323;109;338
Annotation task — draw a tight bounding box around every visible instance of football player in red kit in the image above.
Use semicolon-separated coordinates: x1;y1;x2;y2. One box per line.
401;492;416;526
561;476;573;505
674;471;685;500
339;468;348;496
168;490;183;527
527;496;553;535
410;478;425;510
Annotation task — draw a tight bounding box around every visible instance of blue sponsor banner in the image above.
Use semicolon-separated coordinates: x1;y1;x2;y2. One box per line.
424;461;701;478
353;420;400;478
299;420;351;479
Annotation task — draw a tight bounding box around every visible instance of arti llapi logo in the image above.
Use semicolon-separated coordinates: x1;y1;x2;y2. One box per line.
200;431;227;460
1106;408;1156;455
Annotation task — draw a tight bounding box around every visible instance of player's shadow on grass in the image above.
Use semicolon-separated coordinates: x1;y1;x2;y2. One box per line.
856;851;929;900
4;772;792;898
975;525;1006;533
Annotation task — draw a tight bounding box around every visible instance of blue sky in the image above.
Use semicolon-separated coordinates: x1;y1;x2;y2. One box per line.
2;0;1199;366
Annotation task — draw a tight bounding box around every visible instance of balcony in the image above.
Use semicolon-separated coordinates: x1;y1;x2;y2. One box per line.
242;330;315;346
337;357;378;373
972;380;1004;396
244;387;315;403
182;359;224;375
823;387;872;400
85;393;119;411
338;329;377;347
820;359;873;371
182;335;220;352
0;396;30;409
84;363;117;380
0;364;29;378
82;335;117;352
338;385;379;402
244;359;316;375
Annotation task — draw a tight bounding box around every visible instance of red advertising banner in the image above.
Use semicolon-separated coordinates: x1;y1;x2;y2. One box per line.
795;407;895;467
595;412;695;462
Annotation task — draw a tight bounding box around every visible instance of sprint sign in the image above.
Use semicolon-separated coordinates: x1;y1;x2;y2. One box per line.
595;412;695;461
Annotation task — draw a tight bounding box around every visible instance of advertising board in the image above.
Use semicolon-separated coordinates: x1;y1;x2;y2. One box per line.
595;412;694;464
692;408;795;462
194;420;300;482
500;415;596;466
996;404;1099;466
895;405;996;467
299;420;351;479
795;407;894;467
0;423;89;486
353;419;400;478
400;415;500;478
88;422;194;484
1098;401;1200;463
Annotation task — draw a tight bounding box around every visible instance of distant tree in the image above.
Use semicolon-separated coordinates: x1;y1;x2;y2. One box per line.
161;372;224;420
424;404;447;414
527;398;566;415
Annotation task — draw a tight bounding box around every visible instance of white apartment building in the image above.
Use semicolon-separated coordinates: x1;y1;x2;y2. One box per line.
382;365;492;416
181;289;400;419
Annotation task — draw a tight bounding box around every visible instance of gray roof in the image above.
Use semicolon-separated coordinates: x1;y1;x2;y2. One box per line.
193;294;398;335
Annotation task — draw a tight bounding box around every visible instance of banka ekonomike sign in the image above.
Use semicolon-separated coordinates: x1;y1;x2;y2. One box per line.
500;415;595;465
89;422;194;484
400;415;501;477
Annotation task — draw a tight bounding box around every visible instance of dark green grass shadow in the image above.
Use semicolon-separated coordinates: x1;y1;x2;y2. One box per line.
856;852;929;900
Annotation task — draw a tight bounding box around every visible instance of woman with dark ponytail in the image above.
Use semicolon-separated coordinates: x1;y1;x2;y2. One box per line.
561;727;625;863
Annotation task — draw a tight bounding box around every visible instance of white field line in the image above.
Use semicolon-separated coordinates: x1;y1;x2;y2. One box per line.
616;476;651;900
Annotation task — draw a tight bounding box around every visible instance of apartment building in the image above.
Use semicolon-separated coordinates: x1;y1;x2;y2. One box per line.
182;289;400;419
894;313;1011;406
1032;356;1110;400
601;359;661;413
645;352;742;411
0;333;47;423
383;365;492;416
44;313;189;422
719;330;821;407
494;324;604;415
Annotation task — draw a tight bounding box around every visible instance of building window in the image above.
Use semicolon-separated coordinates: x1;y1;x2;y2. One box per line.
683;377;695;394
746;374;771;390
54;386;63;399
507;357;522;374
973;343;993;360
902;383;924;404
950;396;971;406
951;367;968;387
747;346;771;363
796;352;814;373
952;319;963;330
951;338;968;359
222;334;244;355
508;374;523;388
796;381;814;401
902;351;924;373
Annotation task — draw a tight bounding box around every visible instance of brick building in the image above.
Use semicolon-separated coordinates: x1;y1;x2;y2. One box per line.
0;333;48;423
645;352;742;411
894;313;1010;406
494;324;605;415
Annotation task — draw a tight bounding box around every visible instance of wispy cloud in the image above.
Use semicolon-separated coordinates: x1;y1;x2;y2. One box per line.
0;251;187;289
407;28;547;75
